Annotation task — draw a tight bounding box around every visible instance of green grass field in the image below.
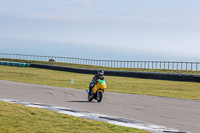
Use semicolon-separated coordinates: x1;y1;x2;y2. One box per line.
1;58;200;75
0;65;199;133
0;65;200;100
0;101;149;133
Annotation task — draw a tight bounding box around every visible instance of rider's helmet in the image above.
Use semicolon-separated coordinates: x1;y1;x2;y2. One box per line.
98;70;104;76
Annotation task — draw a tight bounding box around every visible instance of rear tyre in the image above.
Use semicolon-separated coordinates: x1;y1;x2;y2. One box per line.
88;94;93;102
97;91;103;102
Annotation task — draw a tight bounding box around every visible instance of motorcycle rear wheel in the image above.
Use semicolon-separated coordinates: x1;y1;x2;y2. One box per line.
88;94;93;102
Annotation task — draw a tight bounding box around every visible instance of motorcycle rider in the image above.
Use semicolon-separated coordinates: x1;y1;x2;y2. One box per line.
89;70;105;95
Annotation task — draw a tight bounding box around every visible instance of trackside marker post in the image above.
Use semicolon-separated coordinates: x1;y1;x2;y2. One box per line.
71;79;74;84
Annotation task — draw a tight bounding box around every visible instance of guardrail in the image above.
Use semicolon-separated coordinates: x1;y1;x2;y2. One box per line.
1;53;200;71
30;63;200;83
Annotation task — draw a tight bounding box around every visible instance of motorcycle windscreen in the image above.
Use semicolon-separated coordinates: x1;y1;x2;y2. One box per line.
98;80;106;89
98;80;105;84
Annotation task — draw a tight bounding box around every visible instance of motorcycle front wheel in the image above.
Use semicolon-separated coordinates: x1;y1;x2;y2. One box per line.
97;91;103;102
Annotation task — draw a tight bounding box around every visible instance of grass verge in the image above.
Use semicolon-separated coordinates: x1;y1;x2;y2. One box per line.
0;65;200;100
1;58;200;75
0;101;149;133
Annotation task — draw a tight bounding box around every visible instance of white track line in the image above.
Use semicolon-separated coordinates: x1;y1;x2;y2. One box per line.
0;99;190;133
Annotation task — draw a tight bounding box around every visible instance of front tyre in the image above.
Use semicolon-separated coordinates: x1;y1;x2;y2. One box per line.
97;91;103;102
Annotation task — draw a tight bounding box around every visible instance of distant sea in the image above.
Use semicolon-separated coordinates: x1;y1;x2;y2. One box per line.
0;39;199;62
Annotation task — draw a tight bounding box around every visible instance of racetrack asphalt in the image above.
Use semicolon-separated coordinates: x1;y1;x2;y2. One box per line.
0;80;199;133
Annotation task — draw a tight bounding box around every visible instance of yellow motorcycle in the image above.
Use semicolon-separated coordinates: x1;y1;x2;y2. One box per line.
86;79;107;102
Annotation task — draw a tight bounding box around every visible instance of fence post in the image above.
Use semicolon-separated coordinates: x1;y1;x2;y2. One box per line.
164;62;165;69
191;62;193;71
172;62;174;70
177;62;178;70
136;61;139;69
99;60;101;66
186;62;188;71
196;62;198;71
181;62;182;70
155;61;157;69
168;62;169;70
159;61;161;69
106;60;108;67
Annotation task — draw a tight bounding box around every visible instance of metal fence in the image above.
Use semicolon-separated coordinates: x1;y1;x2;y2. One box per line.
1;53;200;71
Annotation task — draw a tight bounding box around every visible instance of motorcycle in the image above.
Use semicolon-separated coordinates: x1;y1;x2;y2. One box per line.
86;79;106;102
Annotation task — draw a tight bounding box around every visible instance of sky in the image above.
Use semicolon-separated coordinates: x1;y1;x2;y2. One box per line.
0;0;200;61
